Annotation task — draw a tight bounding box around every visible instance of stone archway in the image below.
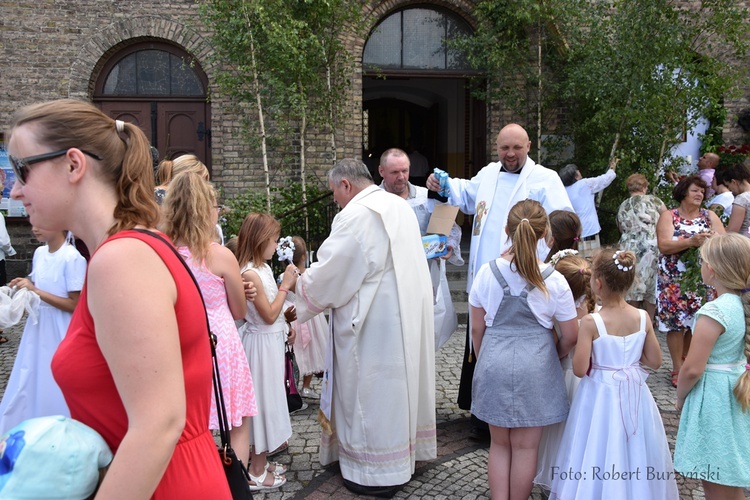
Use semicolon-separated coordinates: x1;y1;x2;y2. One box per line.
68;16;214;100
67;17;215;169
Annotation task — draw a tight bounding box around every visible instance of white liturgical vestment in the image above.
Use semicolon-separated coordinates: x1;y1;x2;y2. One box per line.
296;185;436;487
447;158;572;294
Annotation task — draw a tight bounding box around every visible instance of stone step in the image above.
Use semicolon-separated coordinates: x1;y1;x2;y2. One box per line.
445;267;468;280
447;241;470;324
454;300;469;325
449;277;468;302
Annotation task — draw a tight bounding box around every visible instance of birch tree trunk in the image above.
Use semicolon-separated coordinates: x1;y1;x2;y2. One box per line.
244;11;271;214
537;13;543;162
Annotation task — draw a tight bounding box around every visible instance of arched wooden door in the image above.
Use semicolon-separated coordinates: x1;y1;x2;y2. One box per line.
93;42;211;169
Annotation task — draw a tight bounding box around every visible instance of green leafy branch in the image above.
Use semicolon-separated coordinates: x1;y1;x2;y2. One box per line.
678;244;709;299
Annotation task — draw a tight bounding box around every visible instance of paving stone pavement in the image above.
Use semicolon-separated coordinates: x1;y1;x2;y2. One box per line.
0;320;747;499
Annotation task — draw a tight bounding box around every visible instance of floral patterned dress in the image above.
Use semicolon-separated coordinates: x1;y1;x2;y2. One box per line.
617;194;664;303
656;208;712;332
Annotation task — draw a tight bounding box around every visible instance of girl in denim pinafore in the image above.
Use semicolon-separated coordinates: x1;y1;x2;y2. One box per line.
468;200;579;499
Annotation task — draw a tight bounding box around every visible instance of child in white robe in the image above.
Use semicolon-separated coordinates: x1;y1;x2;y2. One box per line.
0;229;85;432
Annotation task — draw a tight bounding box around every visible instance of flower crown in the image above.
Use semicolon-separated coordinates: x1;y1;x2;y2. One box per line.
550;248;579;267
613;250;633;272
276;236;295;263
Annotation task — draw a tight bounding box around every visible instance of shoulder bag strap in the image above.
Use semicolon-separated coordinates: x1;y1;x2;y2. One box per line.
131;229;233;449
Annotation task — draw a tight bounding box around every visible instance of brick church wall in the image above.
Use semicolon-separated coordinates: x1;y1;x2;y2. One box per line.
0;0;748;276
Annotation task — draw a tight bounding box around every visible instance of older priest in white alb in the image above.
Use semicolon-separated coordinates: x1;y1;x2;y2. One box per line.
294;159;436;495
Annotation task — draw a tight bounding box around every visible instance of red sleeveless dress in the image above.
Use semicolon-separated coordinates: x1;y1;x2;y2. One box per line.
52;230;231;499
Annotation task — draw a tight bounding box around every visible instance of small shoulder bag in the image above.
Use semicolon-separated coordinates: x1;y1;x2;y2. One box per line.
133;229;252;500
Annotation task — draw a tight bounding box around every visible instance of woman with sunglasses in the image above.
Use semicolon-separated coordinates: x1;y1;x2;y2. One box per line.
7;99;231;499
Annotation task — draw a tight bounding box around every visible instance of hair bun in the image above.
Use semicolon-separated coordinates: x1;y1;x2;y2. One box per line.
612;250;635;271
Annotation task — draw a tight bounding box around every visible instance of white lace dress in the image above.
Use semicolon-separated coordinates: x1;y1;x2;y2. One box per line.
239;262;292;453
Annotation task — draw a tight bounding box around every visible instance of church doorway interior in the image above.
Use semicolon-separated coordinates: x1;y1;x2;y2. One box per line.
93;42;211;170
362;6;484;188
363;76;477;185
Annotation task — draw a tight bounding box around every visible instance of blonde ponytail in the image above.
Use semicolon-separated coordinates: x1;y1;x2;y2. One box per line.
9;99;160;235
507;200;548;296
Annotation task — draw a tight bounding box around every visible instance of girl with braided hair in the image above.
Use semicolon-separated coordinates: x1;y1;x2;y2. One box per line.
675;233;750;499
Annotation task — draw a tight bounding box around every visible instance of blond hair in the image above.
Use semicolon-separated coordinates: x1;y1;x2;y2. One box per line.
159;172;217;265
8;99;159;235
172;154;209;180
626;173;648;194
236;213;281;268
507;200;548;295
700;233;750;412
554;255;595;313
156;159;174;186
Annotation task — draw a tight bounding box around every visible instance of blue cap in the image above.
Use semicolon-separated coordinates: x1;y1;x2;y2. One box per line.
0;416;112;499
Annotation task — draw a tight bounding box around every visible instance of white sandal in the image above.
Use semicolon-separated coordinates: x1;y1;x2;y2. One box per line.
248;469;286;491
265;461;288;475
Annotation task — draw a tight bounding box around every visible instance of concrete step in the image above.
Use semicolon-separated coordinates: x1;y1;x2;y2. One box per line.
445;267;467;280
447;241;470;324
445;261;467;320
454;300;469;325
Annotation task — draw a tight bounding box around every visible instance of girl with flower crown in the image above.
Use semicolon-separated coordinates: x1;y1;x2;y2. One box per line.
549;248;678;499
469;200;579;499
236;212;298;491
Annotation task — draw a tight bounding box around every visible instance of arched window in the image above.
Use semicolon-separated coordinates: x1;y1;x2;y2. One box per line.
100;47;204;97
94;42;210;167
363;7;472;71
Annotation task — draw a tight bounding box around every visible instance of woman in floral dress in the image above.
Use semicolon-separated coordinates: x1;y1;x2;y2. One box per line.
617;173;667;321
656;175;724;387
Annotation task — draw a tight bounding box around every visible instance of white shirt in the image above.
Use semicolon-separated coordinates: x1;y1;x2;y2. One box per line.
469;258;577;329
0;214;16;261
708;191;733;217
565;169;616;237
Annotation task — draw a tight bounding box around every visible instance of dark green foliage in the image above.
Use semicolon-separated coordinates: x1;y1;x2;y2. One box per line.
220;178;332;240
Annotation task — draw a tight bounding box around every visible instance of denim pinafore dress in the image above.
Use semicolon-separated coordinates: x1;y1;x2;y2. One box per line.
471;260;569;428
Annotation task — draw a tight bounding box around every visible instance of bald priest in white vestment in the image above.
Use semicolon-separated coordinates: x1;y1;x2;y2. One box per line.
293;158;437;496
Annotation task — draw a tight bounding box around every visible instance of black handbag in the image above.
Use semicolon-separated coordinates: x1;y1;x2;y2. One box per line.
211;334;254;500
135;229;252;499
285;345;303;413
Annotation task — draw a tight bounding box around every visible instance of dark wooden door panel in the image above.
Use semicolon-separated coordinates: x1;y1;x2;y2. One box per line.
158;102;207;166
99;102;153;144
96;101;209;170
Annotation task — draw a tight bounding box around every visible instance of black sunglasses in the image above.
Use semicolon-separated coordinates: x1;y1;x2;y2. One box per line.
9;148;102;185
